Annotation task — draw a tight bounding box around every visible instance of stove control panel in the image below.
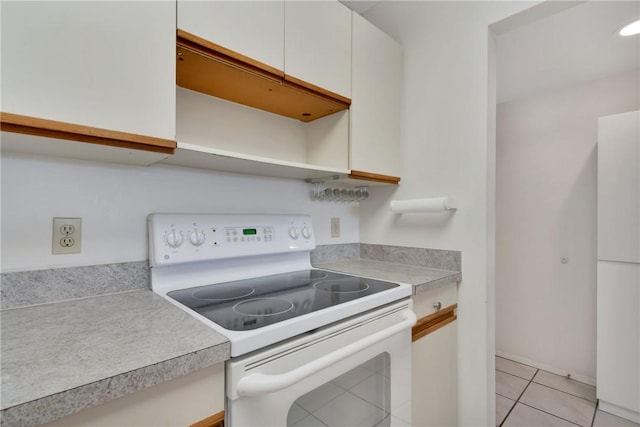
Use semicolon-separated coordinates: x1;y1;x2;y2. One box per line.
148;214;315;266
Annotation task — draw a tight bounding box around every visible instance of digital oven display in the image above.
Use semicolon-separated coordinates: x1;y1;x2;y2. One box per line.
243;229;257;235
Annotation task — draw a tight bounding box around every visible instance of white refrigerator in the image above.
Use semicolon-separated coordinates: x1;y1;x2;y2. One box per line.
597;110;640;423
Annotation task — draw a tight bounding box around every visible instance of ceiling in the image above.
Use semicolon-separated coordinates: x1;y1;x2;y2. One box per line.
496;1;639;103
342;1;638;104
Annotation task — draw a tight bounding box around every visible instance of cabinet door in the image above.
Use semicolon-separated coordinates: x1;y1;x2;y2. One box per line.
412;284;458;426
284;1;352;98
177;0;284;71
412;322;457;426
350;13;402;178
1;1;175;140
41;365;225;427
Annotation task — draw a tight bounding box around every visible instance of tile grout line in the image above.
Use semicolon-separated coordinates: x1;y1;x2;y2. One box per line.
529;381;598;405
496;368;536;382
497;358;602;427
590;399;599;427
496;356;539;371
516;401;585;427
505;378;598;427
498;364;596;402
531;372;597;399
498;368;539;427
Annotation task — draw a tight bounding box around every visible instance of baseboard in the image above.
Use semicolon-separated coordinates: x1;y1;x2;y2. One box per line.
599;401;640;423
495;350;596;386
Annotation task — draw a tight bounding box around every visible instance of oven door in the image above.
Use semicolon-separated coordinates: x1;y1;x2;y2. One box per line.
226;300;415;427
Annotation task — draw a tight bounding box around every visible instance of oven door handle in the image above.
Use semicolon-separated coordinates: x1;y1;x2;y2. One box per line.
236;310;417;397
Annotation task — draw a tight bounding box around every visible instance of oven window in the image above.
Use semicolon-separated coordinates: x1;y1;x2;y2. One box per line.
286;353;391;427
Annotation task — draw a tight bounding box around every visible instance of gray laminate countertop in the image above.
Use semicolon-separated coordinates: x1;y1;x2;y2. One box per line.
315;260;461;295
0;290;230;427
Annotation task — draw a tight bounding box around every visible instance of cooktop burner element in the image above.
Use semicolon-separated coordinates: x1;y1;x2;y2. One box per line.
167;269;399;331
313;280;370;293
233;298;294;316
192;285;254;301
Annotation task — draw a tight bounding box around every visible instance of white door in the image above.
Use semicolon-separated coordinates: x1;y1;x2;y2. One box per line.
597;261;640;421
596;110;640;423
597;110;640;263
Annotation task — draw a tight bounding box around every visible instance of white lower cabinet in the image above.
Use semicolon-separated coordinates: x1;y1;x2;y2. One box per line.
412;285;458;426
41;364;224;427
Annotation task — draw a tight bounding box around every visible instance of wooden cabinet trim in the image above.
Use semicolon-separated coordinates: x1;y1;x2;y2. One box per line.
349;170;401;185
284;74;351;106
0;112;176;155
190;410;224;427
176;30;350;123
412;304;457;342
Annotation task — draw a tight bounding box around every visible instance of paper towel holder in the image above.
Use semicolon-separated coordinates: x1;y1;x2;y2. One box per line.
389;197;458;213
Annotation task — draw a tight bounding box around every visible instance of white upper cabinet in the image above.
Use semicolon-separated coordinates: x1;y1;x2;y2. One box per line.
177;1;285;71
1;1;176;140
284;1;352;98
350;13;402;178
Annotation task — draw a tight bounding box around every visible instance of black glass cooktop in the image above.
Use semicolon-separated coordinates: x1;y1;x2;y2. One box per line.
167;270;399;331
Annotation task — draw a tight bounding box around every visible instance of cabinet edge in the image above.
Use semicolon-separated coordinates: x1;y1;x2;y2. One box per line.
190;410;225;427
177;29;284;80
412;304;457;342
284;74;351;106
0;112;176;155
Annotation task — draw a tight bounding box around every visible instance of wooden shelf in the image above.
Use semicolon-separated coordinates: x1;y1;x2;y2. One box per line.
161;142;400;186
161;142;351;181
176;30;350;123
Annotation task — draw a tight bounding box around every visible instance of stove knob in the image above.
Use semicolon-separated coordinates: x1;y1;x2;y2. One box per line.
301;226;312;239
189;228;206;246
289;226;299;240
165;229;184;248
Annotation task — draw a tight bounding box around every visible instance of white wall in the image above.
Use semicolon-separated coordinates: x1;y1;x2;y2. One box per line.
362;2;537;425
0;152;359;272
496;69;640;383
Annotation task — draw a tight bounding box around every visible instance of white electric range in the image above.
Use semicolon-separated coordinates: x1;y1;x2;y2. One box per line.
148;213;412;357
148;213;415;426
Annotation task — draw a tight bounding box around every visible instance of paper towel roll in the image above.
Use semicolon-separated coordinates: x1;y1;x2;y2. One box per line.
389;197;458;213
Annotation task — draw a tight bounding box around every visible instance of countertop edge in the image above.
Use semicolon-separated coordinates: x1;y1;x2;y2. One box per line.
413;272;462;296
0;342;230;427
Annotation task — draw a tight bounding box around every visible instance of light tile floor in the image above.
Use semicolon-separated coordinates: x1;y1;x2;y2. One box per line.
496;356;640;427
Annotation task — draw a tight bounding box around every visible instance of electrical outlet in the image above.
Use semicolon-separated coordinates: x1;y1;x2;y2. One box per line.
53;217;82;254
331;217;340;238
